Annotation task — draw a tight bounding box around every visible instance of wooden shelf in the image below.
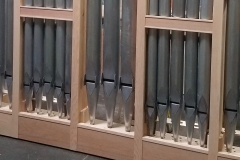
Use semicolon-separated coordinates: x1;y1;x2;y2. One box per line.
0;103;12;115
78;119;134;138
77;119;134;160
218;146;240;160
143;132;208;154
19;111;70;126
20;6;73;21
145;15;213;33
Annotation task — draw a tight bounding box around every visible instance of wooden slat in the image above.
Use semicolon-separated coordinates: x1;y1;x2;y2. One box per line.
77;127;134;160
70;0;87;151
208;0;227;160
78;119;134;138
145;16;213;33
218;152;240;160
134;0;147;159
20;6;73;21
19;112;70;125
143;135;208;154
12;0;23;139
143;141;208;160
19;117;70;149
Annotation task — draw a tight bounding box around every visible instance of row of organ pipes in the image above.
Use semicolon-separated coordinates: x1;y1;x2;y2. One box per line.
0;0;13;109
85;0;136;132
23;0;72;119
2;0;240;154
146;0;213;148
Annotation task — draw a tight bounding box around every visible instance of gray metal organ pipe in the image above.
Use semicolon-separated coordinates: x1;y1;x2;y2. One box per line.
24;0;34;112
198;0;213;147
86;0;136;130
44;0;55;116
85;0;102;125
146;0;158;136
170;0;185;142
157;0;171;139
185;0;199;145
33;0;44;114
224;0;240;153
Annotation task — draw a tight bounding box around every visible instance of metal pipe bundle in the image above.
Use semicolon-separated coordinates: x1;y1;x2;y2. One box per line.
157;0;171;139
185;0;199;144
146;0;158;136
120;0;137;132
102;0;120;128
198;0;213;147
44;0;55;116
0;0;5;108
24;0;34;112
85;0;102;125
65;0;73;120
224;0;240;152
170;0;185;142
55;0;66;118
33;0;44;114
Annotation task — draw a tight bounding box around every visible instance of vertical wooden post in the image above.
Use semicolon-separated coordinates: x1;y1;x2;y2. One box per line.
208;0;226;160
70;0;87;150
12;0;23;138
134;0;147;159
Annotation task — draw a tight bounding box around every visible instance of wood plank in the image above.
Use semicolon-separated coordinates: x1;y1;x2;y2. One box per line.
19;112;70;125
19;117;70;149
20;6;73;21
145;16;213;33
77;127;134;160
0;112;13;136
12;0;23;139
143;141;208;160
208;0;226;160
78;119;134;138
134;0;147;159
143;134;208;154
218;157;236;160
69;0;86;151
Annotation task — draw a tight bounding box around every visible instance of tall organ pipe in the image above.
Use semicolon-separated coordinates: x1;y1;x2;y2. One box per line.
185;0;199;144
85;0;102;124
33;0;44;114
24;0;34;112
198;0;213;147
224;0;240;152
65;0;73;120
55;0;66;118
102;0;120;128
170;0;185;142
5;0;14;109
157;0;171;139
146;0;158;136
120;0;137;132
0;1;5;108
44;0;55;116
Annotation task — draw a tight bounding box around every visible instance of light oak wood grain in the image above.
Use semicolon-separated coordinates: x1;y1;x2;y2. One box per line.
19;117;70;149
77;127;134;160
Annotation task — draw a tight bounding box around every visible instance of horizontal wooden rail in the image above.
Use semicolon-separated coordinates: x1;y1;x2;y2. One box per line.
145;16;213;33
20;6;73;21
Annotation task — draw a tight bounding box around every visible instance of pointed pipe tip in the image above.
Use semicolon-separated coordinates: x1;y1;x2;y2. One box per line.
89;118;95;125
107;121;113;128
226;146;233;153
125;126;131;132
